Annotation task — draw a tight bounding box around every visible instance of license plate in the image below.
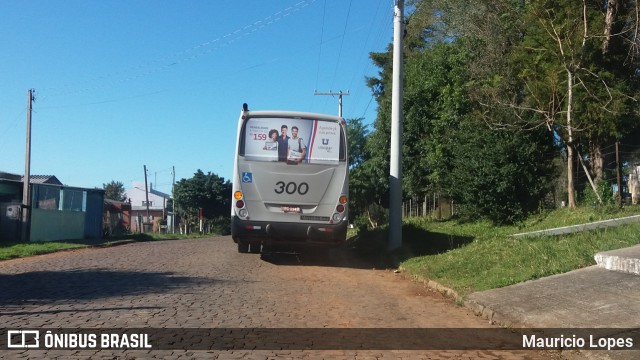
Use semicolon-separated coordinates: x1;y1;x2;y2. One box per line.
282;206;301;213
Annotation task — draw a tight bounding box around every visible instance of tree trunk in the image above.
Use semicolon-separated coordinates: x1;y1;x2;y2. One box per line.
367;209;378;229
567;144;576;208
602;0;619;54
589;140;605;182
567;70;577;209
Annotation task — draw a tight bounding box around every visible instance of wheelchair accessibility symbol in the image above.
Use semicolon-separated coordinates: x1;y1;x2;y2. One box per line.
242;172;253;183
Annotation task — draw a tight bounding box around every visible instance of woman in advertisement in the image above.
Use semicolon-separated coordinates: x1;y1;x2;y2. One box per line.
263;129;279;161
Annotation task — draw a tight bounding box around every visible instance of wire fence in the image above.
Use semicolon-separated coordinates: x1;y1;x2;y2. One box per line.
402;142;640;216
572;142;640;205
402;194;454;220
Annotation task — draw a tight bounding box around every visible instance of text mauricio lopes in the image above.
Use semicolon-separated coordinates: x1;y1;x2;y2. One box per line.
523;334;634;350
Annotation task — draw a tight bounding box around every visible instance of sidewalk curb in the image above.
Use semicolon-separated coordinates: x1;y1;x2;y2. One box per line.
90;239;138;248
463;298;526;327
398;267;617;360
511;215;640;238
398;267;463;303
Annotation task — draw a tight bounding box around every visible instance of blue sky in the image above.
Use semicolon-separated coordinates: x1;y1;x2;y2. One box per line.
0;0;393;195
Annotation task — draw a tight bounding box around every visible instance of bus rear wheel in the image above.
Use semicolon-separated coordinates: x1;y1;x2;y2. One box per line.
237;241;249;253
249;241;262;254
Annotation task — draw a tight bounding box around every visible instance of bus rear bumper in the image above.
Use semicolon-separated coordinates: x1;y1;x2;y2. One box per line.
231;217;347;247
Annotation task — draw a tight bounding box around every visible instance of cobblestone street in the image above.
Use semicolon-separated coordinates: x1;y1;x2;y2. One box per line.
0;237;562;359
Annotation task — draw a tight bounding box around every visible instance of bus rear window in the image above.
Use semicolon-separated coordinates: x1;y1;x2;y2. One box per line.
240;117;345;164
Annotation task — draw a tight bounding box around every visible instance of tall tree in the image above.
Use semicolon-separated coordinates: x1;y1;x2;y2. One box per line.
346;117;369;168
103;180;127;202
402;41;471;198
358;0;562;223
358;0;640;223
446;115;557;224
173;170;231;232
461;0;640;207
585;0;640;182
346;116;378;224
349;158;390;227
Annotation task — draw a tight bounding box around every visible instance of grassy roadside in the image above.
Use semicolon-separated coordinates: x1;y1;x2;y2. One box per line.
0;242;88;261
4;205;640;297
0;233;214;262
348;205;640;299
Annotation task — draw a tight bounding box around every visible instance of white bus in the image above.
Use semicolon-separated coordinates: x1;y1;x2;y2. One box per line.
231;104;349;253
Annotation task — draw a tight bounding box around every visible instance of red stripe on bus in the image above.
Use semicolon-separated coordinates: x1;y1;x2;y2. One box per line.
308;120;318;163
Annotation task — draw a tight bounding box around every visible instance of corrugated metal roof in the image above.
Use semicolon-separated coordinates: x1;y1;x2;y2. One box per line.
150;187;171;199
0;171;62;185
0;172;21;181
21;175;63;185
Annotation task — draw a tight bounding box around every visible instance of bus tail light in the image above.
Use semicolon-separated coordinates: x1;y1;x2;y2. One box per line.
336;195;347;213
332;195;347;222
234;191;248;218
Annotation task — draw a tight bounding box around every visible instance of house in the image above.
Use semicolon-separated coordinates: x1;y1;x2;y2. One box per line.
125;182;172;233
0;172;23;241
0;171;104;242
103;199;132;236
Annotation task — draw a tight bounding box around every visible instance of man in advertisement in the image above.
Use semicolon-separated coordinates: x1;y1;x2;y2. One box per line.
276;125;289;162
287;126;307;164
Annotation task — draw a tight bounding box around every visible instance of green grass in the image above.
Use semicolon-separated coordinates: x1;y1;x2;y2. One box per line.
514;205;640;232
0;232;217;262
5;206;640;298
349;206;640;298
0;242;88;261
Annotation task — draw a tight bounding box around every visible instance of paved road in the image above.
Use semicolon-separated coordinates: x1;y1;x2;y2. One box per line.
0;237;563;359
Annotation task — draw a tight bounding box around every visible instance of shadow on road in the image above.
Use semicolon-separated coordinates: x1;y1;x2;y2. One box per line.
0;269;218;306
259;245;376;269
346;224;475;268
258;223;475;269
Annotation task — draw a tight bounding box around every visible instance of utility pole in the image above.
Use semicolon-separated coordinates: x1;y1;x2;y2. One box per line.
314;90;349;117
389;0;404;250
143;165;150;232
172;166;176;234
616;141;622;207
21;89;35;242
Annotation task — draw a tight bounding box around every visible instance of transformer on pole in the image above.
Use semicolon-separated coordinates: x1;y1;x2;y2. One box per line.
314;90;349;117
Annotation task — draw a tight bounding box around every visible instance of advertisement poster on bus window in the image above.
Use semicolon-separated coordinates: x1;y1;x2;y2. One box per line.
244;118;341;165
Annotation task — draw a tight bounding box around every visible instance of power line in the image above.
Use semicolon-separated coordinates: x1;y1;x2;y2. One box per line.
345;0;385;121
347;0;385;92
314;0;327;93
350;4;393;122
0;108;26;154
360;94;376;120
329;0;353;90
40;0;318;100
